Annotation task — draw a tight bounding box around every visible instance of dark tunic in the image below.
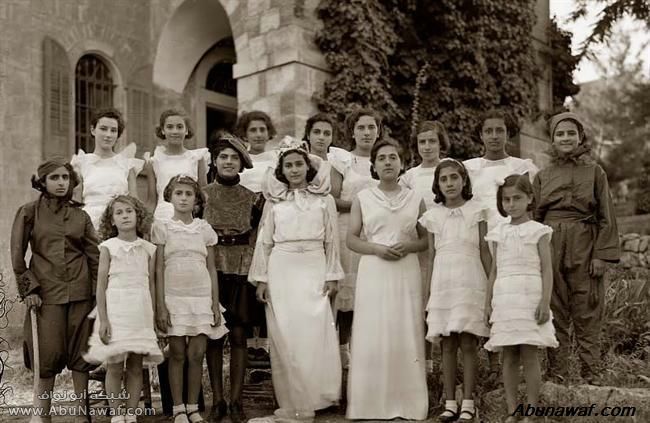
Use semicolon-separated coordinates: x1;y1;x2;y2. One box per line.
533;153;620;377
10;196;100;377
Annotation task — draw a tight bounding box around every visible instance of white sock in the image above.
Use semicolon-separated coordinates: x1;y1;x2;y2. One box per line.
172;404;186;415
443;400;458;415
461;399;475;412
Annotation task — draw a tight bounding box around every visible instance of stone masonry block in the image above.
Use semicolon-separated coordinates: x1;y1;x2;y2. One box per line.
247;0;271;17
260;8;280;33
266;64;296;96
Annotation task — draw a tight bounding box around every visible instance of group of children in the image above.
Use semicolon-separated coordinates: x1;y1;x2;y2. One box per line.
11;106;620;423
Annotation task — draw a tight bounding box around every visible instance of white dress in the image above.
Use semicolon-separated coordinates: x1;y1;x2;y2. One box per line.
249;192;343;413
419;200;490;341
240;150;278;193
347;187;428;421
151;218;228;339
84;238;163;365
463;156;538;229
148;146;210;219
484;220;559;351
71;144;144;229
328;148;378;312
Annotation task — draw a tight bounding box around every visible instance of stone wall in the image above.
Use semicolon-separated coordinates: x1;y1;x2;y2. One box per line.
619;233;650;270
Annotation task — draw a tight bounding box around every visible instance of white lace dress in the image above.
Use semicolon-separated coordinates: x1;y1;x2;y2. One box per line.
419;200;490;341
147;146;210;219
484;220;559;351
84;238;163;365
71;144;144;229
151;218;228;339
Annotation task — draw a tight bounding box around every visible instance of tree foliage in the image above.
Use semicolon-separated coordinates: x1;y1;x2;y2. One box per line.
571;0;650;56
315;0;541;160
549;18;581;109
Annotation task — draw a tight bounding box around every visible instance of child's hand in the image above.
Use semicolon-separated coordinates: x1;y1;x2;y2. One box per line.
211;304;222;327
373;245;402;261
256;282;270;303
390;242;408;256
535;301;550;325
589;258;606;278
156;304;171;333
99;320;112;345
322;281;337;297
484;303;492;326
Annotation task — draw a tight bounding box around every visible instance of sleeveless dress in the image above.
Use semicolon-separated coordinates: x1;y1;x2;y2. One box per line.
84;238;163;365
484;220;559;351
419;200;490;341
240;150;278;193
148;146;210;219
71;144;144;229
463;156;538;229
346;187;428;420
151;218;228;339
329;148;378;312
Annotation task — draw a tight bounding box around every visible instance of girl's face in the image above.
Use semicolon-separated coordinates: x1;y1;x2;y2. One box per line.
480;118;508;154
438;166;464;202
501;185;532;220
373;145;402;182
417;130;441;161
215;147;241;179
246;120;269;153
45;166;71;197
170;183;196;214
162;115;188;146
111;201;137;232
353;115;379;151
281;152;308;188
552;120;580;155
308;121;333;155
91;117;119;150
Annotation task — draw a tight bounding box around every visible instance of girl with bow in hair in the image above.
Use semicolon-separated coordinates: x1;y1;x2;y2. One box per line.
11;157;100;423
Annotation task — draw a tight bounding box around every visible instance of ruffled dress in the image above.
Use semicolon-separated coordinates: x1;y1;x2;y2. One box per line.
84;238;163;365
347;187;428;420
248;163;343;414
151;218;228;339
240;150;278;193
463;156;538;229
147;146;210;219
419;200;490;341
484;220;559;351
70;144;144;229
328;147;378;312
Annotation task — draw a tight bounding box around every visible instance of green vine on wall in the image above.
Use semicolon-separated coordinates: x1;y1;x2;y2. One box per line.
315;0;543;160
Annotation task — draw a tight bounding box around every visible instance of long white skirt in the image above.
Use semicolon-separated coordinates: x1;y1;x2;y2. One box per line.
347;253;428;420
266;243;341;413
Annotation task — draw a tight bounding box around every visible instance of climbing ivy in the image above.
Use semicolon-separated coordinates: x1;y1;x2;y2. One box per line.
549;18;581;109
315;0;541;159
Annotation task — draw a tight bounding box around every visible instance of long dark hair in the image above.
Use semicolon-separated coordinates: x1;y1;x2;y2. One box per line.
496;173;535;217
275;149;318;185
432;159;473;204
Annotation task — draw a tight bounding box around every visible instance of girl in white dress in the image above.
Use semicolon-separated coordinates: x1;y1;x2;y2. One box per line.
302;113;344;205
419;159;491;422
346;139;429;421
71;108;144;229
463;109;539;230
250;137;343;421
84;195;162;423
237;110;279;194
484;174;557;423
144;109;210;219
329;109;381;367
152;175;228;423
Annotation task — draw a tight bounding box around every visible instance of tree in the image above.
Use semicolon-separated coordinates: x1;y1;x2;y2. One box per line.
549;18;580;109
571;0;650;56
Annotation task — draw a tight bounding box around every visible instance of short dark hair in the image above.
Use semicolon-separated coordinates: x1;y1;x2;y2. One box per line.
345;108;383;149
496;173;535;217
413;120;450;153
31;162;81;203
432;159;473;204
235;110;277;140
163;175;206;218
275;149;318;185
155;109;195;140
303;113;337;151
477;108;520;139
369;138;406;180
91;108;125;137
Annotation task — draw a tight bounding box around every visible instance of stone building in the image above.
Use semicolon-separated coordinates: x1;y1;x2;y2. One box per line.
0;0;551;321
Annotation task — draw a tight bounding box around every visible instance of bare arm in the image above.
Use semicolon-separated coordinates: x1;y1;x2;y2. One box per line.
207;246;221;325
198;159;208;188
148;250;156;318
484;244;497;324
346;196;401;260
127;168;138;199
536;233;553;324
96;247;111;324
155;246;170;331
143;160;157;212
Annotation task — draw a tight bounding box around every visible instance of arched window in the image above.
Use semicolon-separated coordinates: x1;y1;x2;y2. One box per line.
75;55;114;152
206;61;236;97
